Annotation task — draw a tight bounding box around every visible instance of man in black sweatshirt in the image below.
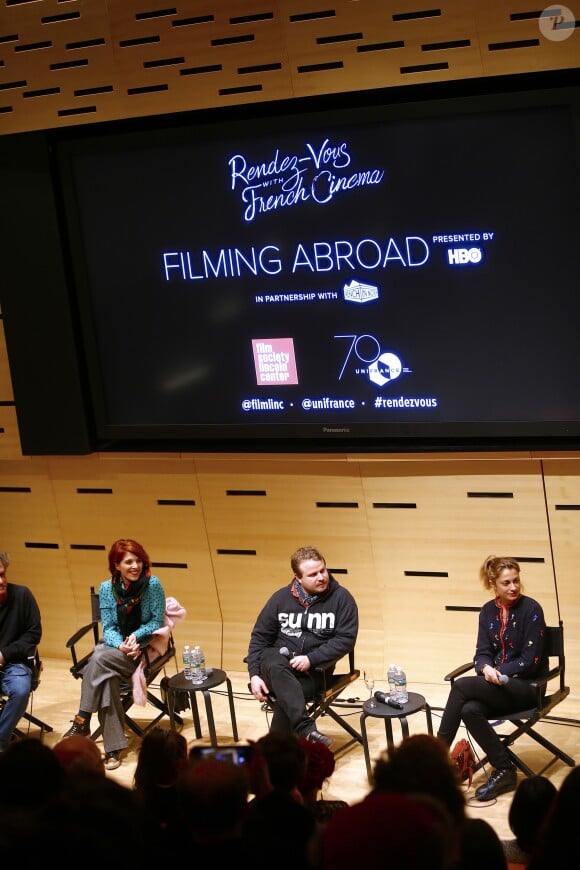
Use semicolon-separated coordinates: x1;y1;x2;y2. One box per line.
0;550;42;750
247;545;358;747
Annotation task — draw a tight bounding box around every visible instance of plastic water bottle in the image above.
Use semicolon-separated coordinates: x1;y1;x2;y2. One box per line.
191;645;205;685
394;666;408;704
198;646;206;679
182;644;192;681
387;663;397;697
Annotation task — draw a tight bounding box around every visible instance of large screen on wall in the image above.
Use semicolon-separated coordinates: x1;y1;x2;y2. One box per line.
54;72;580;452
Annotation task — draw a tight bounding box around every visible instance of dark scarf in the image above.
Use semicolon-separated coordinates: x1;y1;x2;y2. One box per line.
111;571;149;636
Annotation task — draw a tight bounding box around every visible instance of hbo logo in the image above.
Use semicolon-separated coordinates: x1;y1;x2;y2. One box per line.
447;247;483;265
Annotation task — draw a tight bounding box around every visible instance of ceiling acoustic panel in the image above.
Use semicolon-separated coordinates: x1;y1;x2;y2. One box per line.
0;0;577;135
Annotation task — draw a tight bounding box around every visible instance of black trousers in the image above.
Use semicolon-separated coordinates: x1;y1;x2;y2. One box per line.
437;674;537;769
259;647;325;736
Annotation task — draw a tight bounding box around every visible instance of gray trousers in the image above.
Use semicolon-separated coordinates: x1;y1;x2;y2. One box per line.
80;642;138;754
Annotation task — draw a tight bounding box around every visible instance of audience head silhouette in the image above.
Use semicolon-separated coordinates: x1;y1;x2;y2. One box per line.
321;790;454;869
257;730;308;795
508;775;557;852
529;765;580;869
178;755;250;843
0;737;66;811
372;733;466;828
52;734;105;777
133;725;188;798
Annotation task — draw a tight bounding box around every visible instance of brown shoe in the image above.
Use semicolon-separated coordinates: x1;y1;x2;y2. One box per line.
104;751;121;771
63;715;90;738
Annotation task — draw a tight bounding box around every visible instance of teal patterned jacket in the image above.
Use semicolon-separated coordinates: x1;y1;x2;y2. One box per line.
99;575;166;649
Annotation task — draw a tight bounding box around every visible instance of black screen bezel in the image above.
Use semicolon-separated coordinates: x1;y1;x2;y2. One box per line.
50;69;580;454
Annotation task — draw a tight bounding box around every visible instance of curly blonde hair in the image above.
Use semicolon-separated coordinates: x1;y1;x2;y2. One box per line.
480;554;521;590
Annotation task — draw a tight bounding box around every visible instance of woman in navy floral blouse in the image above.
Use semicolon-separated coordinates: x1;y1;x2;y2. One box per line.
437;555;548;802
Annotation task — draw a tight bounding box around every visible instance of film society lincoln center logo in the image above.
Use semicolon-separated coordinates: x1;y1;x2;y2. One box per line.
252;338;298;385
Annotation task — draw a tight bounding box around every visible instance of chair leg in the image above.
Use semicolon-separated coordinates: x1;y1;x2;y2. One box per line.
90;722;104;741
89;687;181;742
506;748;536;777
21;711;54;733
473;719;576;778
123;713;148;737
122;688;182;737
315;705;364;745
517;726;576;770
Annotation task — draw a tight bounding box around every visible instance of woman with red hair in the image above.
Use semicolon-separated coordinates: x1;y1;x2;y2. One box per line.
63;538;166;770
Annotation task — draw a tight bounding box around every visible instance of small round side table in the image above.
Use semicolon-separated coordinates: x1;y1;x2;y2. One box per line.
360;691;433;783
166;668;239;747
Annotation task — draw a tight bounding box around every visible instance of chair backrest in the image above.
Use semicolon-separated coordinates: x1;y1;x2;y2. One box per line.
90;585;100;623
29;648;42;692
544;622;564;659
318;649;359;700
545;623;563;658
541;621;567;700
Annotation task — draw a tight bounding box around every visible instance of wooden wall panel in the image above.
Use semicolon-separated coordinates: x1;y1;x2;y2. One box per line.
0;405;22;460
1;1;577;135
46;454;222;666
542;457;580;709
195;456;381;671
478;1;580;77
0;456;73;656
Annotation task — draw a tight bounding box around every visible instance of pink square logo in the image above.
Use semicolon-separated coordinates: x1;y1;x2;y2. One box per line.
252;338;298;386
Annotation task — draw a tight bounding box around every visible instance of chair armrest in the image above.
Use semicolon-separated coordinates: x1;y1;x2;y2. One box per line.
314;648;355;675
27;650;42;691
314;658;341;675
66;620;100;676
444;661;474;682
529;663;563;704
66;620;99;649
141;633;176;679
532;664;560;687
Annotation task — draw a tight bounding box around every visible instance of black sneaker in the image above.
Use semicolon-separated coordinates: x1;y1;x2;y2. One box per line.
63;715;90;738
474;767;517;801
306;729;333;747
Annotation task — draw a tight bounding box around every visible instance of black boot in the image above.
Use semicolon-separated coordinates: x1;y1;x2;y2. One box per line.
474;767;517;800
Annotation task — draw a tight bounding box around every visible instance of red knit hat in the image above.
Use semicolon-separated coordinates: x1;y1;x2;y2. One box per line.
298;736;335;793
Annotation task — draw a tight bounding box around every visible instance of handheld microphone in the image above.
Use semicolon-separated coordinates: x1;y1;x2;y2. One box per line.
498;673;509;684
374;691;404;709
279;646;293;658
